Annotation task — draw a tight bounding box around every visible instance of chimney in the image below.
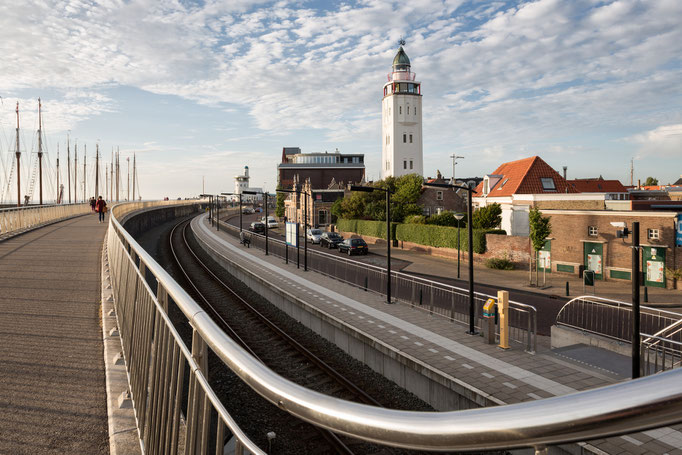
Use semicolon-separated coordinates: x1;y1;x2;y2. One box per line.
562;166;567;180
638;178;641;189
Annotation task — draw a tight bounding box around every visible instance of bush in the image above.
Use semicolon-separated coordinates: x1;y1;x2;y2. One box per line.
426;211;464;227
473;203;502;229
485;256;515;270
404;215;427;224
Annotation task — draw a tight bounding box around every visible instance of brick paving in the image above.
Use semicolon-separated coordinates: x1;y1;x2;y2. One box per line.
194;214;682;455
0;214;109;455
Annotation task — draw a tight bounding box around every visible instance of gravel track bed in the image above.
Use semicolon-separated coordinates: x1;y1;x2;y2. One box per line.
135;215;507;455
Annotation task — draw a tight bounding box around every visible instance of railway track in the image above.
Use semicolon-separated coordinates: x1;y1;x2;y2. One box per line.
169;217;394;454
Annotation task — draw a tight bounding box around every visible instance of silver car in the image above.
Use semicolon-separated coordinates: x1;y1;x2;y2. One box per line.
306;228;323;244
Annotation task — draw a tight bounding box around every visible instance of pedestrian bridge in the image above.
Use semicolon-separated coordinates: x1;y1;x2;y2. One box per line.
1;200;681;455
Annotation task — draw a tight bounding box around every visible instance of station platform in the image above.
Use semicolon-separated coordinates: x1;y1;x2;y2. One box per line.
0;214;109;454
193;214;682;455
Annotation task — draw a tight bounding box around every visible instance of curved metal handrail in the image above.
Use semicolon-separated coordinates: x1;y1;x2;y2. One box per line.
112;205;682;451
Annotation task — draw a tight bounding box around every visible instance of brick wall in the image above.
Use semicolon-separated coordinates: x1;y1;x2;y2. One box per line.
532;200;605;210
480;234;531;265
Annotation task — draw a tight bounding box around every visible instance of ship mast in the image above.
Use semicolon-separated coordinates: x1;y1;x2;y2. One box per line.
15;102;21;207
37;98;44;205
83;145;87;203
132;152;136;201
95;143;99;199
110;149;114;202
116;147;120;202
67;135;71;203
56;144;60;203
74;142;78;204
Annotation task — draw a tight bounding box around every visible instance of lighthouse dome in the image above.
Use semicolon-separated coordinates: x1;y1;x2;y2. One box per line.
392;46;410;71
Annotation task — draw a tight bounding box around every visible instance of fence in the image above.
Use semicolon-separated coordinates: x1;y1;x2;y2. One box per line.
0;203;91;238
641;318;682;375
218;217;537;353
106;203;682;453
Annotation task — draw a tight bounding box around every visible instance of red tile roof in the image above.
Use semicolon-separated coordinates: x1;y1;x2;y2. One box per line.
570;178;627;193
474;156;578;197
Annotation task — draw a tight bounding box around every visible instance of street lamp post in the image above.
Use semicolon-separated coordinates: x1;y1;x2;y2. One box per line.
276;188;309;271
424;182;477;335
454;213;465;278
350;185;393;304
243;190;269;255
220;192;243;232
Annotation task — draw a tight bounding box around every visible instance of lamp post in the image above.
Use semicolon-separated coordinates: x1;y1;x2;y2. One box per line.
276;188;309;271
221;192;243;232
454;213;465;278
424;182;476;335
350;185;393;304
450;154;464;184
200;194;213;225
243;190;269;255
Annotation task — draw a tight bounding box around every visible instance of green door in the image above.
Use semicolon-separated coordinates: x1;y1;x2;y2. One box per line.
537;240;551;273
642;246;666;288
584;242;603;280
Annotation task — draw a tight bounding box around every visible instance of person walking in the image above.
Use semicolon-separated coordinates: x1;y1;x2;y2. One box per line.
90;197;96;212
95;196;107;223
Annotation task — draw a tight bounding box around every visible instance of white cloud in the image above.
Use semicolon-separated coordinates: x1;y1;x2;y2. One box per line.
631;124;682;158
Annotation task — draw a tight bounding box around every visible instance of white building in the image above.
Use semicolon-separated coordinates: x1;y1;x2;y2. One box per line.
381;45;423;179
233;165;262;202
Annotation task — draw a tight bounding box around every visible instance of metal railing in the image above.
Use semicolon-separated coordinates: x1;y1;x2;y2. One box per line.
219;218;537;352
0;203;91;238
556;295;682;345
641;317;682;375
106;203;682;453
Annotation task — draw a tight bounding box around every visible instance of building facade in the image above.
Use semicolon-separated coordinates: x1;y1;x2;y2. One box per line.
277;148;365;189
381;45;423;179
283;178;345;229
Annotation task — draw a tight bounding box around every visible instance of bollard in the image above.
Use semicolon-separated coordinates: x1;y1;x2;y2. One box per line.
498;290;510;350
566;281;570;297
483;299;496;345
644;286;648;303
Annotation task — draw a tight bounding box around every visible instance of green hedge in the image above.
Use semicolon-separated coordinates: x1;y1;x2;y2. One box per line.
337;219;398;240
339;219;504;253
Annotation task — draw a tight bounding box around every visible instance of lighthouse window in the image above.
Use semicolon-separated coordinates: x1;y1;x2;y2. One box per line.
409;134;413;143
403;133;407;143
399;106;402;114
410;160;413;169
403;160;407;170
407;106;410;114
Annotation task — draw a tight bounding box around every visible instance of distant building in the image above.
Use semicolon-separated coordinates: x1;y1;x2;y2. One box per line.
277;147;365;190
570;177;629;200
283;177;345;229
421;172;466;216
381;45;423;179
233;165;262;202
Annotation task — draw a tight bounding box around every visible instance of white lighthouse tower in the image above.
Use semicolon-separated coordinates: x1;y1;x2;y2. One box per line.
381;42;423;179
234;165;250;194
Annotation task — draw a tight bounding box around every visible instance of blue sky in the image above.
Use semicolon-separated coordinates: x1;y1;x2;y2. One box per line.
0;0;680;201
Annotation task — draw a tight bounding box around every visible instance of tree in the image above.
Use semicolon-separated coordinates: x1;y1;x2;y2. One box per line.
644;176;659;186
472;203;502;229
275;185;286;218
529;207;552;286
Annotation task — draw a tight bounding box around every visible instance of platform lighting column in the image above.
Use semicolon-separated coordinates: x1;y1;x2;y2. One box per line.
424;182;476;334
265;191;269;255
632;221;641;378
216;195;220;231
455;213;465;278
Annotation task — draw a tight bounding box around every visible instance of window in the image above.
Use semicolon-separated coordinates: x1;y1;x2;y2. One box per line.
422;207;431;216
403;133;407;143
541;178;556;190
436;206;444;214
407;106;410;114
403;160;407;170
588;226;598;236
410;160;413;169
436;191;443;200
399;106;402;114
414;108;417;115
409;134;413;143
386;161;390;170
648;229;660;240
498;178;509;189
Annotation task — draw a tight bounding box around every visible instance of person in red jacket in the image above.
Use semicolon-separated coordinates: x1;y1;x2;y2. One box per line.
95;196;107;223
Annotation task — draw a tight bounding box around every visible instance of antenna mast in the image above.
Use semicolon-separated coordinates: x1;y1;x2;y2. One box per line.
38;98;44;205
630;158;634;186
15;102;21;206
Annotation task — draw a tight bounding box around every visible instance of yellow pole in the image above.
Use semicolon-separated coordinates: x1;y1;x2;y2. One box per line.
498;290;510;350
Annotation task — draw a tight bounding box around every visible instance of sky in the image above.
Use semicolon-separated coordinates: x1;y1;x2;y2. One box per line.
0;0;680;202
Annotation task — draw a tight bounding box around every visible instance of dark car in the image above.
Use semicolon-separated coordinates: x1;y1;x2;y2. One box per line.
338;238;368;255
250;221;265;233
320;232;344;249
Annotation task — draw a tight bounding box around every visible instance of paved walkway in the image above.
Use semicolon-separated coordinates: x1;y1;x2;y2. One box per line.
0;214;109;454
196;214;682;455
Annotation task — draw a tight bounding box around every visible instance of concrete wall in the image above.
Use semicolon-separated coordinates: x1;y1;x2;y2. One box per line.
121;203;203;236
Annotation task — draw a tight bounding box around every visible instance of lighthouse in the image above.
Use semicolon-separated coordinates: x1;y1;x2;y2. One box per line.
381;42;423;179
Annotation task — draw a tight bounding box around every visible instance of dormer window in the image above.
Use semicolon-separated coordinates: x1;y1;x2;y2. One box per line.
541;178;556;191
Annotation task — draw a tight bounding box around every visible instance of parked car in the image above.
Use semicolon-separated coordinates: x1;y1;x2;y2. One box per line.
306;228;323;244
320;232;343;249
250;221;265;233
242;207;255;214
261;216;278;228
338;238;368;255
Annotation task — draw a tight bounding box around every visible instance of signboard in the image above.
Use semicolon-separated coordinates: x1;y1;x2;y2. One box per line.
285;222;298;247
646;260;664;284
587;253;602;274
677;214;682;247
